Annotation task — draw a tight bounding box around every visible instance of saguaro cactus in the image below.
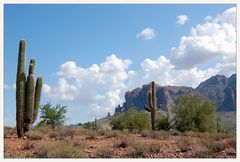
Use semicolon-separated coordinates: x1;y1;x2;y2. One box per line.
16;40;26;137
144;81;159;131
16;40;43;137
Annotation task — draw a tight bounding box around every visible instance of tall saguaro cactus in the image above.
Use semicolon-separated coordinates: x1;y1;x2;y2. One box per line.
144;81;159;131
16;40;43;137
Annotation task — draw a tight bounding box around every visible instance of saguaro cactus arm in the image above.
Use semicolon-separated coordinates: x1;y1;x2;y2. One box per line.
32;76;42;124
24;74;35;132
144;104;151;112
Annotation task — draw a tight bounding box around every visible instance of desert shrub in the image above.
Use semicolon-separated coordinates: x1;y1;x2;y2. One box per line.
170;130;181;136
201;138;226;153
227;136;236;148
86;130;97;140
97;129;106;136
97;147;114;158
193;146;209;158
34;142;52;158
37;102;67;129
83;121;98;130
174;93;218;133
4;127;15;138
105;130;120;138
130;143;148;158
148;143;162;154
115;136;130;148
47;142;87;158
23;141;35;150
176;137;191;152
48;131;59;139
155;115;171;131
140;130;158;139
71;140;85;148
110;107;151;131
56;128;76;139
26;131;43;140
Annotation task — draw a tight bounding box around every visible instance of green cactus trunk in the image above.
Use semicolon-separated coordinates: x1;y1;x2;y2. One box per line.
16;40;26;137
16;40;43;137
144;81;158;131
24;74;35;132
32;77;42;124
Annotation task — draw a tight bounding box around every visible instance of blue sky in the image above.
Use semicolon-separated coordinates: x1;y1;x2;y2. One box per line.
4;4;236;126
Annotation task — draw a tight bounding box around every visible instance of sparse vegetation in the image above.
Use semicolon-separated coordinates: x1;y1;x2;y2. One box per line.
4;126;236;158
47;142;87;158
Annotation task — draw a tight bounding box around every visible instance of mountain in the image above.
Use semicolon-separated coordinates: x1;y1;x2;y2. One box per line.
195;74;236;112
115;73;236;114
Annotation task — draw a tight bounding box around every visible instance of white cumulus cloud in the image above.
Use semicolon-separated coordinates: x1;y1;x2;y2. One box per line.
136;27;156;40
176;15;188;25
44;54;132;117
170;7;236;69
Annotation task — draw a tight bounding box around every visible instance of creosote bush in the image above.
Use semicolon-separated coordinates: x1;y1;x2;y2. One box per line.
110;107;151;131
174;93;218;133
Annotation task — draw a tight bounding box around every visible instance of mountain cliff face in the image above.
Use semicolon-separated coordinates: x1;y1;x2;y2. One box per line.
115;74;236;114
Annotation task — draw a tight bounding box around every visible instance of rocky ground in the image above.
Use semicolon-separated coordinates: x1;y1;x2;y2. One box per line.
4;127;236;158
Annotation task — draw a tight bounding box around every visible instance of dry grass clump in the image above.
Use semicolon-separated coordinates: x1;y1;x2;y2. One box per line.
147;143;162;154
33;141;52;158
170;130;181;136
34;141;87;158
4;127;15;138
140;130;169;140
140;130;155;138
227;136;236;148
97;147;114;158
193;146;209;158
105;130;121;138
201;139;226;153
130;143;148;158
48;131;59;139
23;141;35;150
86;130;97;140
26;131;44;140
47;142;87;158
176;137;191;152
114;136;130;148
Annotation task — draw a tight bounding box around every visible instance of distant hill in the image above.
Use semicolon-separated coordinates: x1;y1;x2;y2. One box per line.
115;73;236;114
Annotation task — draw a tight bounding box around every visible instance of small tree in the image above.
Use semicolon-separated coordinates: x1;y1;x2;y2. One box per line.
174;93;217;133
110;107;151;131
37;102;67;128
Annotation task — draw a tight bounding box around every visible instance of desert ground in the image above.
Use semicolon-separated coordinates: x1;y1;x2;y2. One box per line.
4;126;236;158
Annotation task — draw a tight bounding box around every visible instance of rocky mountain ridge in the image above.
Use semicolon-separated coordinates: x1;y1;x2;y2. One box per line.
115;73;236;114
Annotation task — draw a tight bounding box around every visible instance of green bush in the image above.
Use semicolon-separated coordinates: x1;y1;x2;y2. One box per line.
174;93;218;133
83;121;98;130
155;115;171;131
37;102;67;128
110;107;151;131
